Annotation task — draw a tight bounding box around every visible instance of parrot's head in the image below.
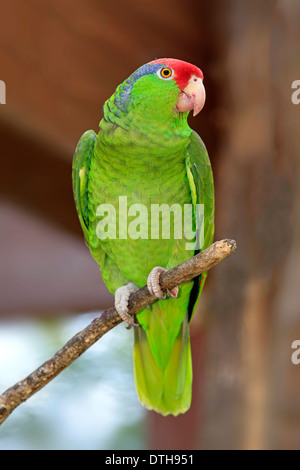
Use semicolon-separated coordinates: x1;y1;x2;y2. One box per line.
108;58;205;132
149;58;205;117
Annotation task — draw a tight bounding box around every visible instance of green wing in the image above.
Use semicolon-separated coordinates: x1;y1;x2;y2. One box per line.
185;130;215;320
72;129;122;289
72;130;97;241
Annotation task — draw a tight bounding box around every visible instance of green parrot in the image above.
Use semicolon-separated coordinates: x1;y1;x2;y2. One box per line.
72;58;214;416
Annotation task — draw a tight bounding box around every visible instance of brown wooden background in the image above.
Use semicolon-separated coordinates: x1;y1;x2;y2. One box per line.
0;0;299;449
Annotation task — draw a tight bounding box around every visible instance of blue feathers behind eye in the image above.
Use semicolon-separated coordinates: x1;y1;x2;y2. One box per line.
114;62;163;111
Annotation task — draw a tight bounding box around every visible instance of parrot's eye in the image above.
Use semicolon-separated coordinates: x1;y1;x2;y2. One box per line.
157;67;173;80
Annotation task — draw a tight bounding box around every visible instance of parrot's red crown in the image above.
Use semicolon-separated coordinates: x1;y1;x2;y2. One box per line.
150;58;203;90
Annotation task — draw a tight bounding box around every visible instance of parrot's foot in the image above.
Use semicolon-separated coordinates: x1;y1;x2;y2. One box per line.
115;282;139;329
147;267;178;300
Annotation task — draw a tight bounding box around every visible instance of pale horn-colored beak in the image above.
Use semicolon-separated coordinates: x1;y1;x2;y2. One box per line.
175;76;206;116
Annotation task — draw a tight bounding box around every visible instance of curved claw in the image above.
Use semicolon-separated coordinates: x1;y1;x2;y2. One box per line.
147;267;179;300
115;282;139;329
147;266;167;299
167;286;178;298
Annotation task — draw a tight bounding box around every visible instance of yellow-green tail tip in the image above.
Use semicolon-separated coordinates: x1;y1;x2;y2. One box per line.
133;316;192;416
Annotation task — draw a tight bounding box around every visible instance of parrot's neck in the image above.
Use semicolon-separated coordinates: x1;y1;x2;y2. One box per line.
100;94;192;151
96;112;191;176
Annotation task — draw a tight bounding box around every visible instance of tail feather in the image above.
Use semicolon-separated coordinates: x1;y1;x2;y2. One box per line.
133;315;192;416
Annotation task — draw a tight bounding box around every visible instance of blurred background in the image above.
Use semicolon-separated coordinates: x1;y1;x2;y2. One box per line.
0;0;299;450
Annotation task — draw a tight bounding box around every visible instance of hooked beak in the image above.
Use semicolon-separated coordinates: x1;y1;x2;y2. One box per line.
175;77;206;116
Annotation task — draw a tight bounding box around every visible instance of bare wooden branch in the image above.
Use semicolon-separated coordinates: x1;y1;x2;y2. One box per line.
0;239;236;425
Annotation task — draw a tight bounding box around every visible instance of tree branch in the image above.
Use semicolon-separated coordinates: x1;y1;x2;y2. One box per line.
0;239;236;425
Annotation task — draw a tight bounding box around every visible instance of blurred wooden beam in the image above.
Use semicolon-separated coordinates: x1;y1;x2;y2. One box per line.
199;0;294;450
